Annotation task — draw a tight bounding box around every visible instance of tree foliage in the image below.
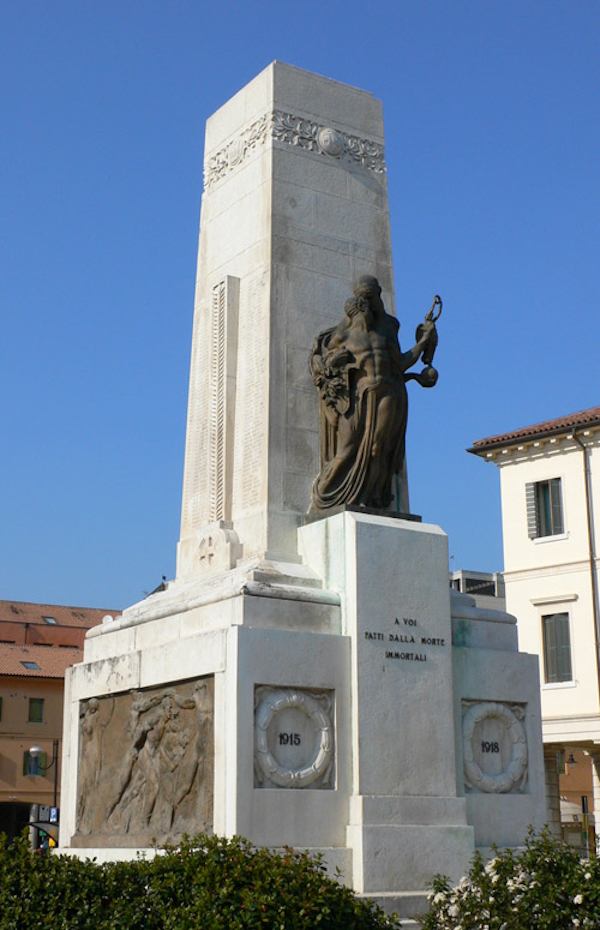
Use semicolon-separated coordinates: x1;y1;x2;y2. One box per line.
0;832;401;930
422;828;600;930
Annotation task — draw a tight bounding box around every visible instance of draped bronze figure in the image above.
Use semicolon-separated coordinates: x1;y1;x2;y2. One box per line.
309;276;440;513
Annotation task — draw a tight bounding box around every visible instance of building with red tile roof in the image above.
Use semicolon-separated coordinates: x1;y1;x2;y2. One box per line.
469;406;600;456
470;405;600;853
0;600;118;842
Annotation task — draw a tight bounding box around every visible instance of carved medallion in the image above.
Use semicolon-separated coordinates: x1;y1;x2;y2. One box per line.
254;687;334;789
227;138;244;167
462;701;528;794
317;127;345;157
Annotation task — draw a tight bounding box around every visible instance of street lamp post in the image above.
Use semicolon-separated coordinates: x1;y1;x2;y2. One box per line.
29;740;59;809
26;741;60;850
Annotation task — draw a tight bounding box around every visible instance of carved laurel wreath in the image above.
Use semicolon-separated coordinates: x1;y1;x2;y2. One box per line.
462;701;528;793
254;688;333;788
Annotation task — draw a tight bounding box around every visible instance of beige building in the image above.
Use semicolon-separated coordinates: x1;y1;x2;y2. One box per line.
470;406;600;852
0;601;115;841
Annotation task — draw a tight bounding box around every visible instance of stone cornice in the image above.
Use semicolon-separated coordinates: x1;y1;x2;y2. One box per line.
502;558;597;583
469;409;600;458
473;430;600;467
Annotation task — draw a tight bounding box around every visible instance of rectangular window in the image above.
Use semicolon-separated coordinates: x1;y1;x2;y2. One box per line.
28;698;44;723
542;612;572;683
22;751;47;777
464;578;496;597
526;478;564;538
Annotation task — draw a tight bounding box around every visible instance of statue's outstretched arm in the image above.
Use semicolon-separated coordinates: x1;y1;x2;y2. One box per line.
398;319;436;373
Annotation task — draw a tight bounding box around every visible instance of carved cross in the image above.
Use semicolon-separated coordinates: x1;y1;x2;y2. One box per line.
198;535;217;565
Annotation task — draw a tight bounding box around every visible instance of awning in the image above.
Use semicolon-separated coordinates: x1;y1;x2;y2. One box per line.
30;822;59;842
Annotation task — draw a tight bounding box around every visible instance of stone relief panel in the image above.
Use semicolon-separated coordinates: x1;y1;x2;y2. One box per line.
75;678;214;846
462;700;528;794
204;110;386;188
254;687;335;789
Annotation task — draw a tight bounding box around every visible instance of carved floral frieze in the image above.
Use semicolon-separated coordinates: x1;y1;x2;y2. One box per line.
204;110;386;188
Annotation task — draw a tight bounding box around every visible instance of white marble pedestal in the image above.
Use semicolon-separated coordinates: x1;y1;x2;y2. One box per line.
299;510;475;892
61;510;546;918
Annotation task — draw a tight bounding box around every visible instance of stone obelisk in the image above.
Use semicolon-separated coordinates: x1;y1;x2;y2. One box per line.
177;62;396;580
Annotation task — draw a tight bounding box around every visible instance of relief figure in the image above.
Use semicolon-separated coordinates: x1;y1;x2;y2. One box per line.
107;689;176;832
75;680;214;844
76;696;114;835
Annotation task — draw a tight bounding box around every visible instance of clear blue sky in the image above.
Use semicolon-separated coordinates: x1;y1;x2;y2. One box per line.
1;2;598;609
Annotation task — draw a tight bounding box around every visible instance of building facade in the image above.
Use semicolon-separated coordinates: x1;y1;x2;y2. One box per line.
0;601;116;842
450;569;506;612
470;406;600;851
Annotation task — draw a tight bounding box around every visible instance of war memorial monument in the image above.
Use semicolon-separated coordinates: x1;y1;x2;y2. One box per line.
59;63;548;915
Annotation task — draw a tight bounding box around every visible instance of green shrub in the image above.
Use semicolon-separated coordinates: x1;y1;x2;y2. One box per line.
0;832;401;930
421;828;600;930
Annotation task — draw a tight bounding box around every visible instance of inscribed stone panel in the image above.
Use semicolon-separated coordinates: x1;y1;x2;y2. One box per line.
181;298;212;536
233;269;269;513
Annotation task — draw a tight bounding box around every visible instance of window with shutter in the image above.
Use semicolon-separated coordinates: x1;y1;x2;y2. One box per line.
28;698;44;723
542;612;572;683
525;478;564;538
23;751;48;776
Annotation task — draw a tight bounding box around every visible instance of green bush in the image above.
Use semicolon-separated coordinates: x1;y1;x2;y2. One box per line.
0;832;401;930
421;828;600;930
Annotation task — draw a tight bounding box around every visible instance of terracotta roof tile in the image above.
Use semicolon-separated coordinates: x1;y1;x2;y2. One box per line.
469;406;600;454
0;643;83;678
0;600;117;628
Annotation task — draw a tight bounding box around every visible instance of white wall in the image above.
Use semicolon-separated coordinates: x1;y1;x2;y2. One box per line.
495;432;600;735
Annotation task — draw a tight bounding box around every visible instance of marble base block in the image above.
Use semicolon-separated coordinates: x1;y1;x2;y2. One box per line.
61;511;546;901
